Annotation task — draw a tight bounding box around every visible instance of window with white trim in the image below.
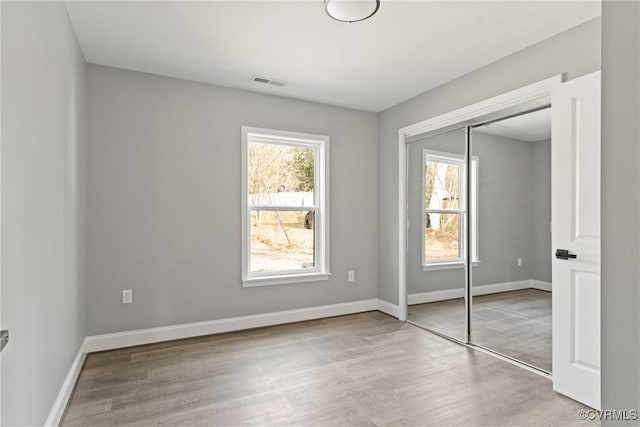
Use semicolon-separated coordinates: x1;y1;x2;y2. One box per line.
422;149;478;269
242;127;329;287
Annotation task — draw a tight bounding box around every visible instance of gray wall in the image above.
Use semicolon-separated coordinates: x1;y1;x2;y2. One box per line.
406;131;551;295
601;1;640;421
86;65;378;335
530;139;551;283
378;17;601;304
1;2;87;425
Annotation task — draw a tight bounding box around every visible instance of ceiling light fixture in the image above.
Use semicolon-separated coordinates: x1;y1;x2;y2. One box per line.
324;0;380;23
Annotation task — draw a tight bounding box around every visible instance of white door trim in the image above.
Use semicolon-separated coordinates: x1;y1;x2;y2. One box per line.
397;75;563;321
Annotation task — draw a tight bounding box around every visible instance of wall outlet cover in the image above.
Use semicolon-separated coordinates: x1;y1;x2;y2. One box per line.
122;289;133;304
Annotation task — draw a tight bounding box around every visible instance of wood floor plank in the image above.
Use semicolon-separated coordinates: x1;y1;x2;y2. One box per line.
62;311;596;426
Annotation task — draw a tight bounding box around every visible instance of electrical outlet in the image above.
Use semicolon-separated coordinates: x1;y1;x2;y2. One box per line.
122;289;133;304
348;271;355;282
517;258;522;267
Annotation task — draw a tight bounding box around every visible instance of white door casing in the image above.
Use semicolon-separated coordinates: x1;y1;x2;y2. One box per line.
551;70;601;410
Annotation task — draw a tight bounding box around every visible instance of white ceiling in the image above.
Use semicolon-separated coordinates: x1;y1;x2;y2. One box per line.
64;1;601;112
475;107;551;142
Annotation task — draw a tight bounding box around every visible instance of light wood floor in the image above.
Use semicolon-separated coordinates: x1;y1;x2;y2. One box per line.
62;311;595;426
409;289;552;372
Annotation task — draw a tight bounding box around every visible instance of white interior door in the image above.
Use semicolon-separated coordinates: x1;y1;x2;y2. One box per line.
551;70;601;410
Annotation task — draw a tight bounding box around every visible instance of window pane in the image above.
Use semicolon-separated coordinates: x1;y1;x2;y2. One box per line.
425;160;460;210
425;213;461;261
248;142;315;207
250;210;315;273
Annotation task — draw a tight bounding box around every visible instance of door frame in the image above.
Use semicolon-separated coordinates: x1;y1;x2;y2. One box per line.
396;74;562;322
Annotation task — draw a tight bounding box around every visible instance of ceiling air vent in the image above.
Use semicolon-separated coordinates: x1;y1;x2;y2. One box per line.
251;75;287;87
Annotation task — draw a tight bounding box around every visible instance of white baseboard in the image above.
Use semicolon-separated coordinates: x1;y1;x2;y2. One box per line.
85;299;381;353
530;280;552;292
408;279;552;305
44;338;87;427
377;299;401;318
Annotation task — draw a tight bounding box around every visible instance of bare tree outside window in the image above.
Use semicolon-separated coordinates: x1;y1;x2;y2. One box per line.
248;142;316;273
424;158;462;262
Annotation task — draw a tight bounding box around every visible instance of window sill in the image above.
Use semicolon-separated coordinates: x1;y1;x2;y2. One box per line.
243;272;331;288
422;261;481;272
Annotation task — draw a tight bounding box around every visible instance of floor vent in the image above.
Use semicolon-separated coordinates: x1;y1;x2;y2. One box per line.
251;75;287;87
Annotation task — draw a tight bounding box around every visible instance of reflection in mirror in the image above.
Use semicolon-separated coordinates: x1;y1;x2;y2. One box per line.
471;107;552;372
406;128;467;342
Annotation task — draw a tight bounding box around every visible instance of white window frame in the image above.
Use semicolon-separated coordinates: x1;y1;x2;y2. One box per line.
421;149;479;271
241;126;330;287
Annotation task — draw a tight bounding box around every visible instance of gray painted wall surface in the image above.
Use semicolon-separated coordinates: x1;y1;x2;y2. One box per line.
86;65;378;335
378;17;601;304
1;2;87;425
601;1;640;421
530;139;551;283
407;131;551;295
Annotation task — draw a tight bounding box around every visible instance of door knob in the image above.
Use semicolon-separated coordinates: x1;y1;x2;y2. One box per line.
556;249;577;260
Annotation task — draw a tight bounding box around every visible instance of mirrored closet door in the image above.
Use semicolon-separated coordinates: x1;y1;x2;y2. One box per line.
406;107;552;374
470;108;552;372
406;128;468;342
